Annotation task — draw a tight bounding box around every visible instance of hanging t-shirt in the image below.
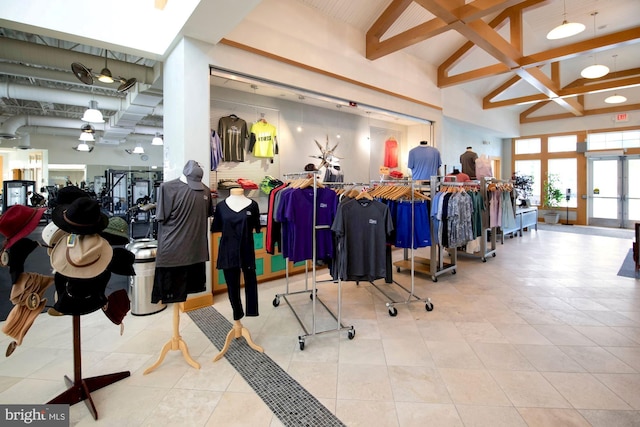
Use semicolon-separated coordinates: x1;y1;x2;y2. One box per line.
384;137;399;168
218;115;248;162
249;120;277;158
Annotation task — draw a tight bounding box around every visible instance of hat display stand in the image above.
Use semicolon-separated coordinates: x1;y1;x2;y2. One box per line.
143;303;200;374
47;315;130;420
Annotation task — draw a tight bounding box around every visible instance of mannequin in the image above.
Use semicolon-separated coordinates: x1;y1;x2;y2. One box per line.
145;160;213;374
210;188;263;360
460;146;478;179
407;140;442;180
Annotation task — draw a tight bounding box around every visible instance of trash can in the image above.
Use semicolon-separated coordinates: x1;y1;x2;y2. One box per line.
126;239;167;316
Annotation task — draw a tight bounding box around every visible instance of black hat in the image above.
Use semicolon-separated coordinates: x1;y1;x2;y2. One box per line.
53;271;110;316
8;238;39;283
53;186;87;208
52;197;109;235
108;248;136;276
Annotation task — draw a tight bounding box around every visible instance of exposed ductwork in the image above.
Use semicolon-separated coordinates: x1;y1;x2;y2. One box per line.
0;115;161;141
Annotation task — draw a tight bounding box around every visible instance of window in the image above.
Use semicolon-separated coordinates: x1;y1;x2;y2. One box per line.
548;135;577;153
548;158;577;208
515;138;541;154
514;160;540;205
588;130;640;150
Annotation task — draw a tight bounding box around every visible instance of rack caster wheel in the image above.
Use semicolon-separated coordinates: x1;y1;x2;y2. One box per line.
272;296;280;307
298;337;305;351
388;307;398;317
452;270;456;274
492;253;496;257
432;276;438;282
348;329;356;340
396;267;401;273
425;302;434;311
309;289;317;300
482;258;487;262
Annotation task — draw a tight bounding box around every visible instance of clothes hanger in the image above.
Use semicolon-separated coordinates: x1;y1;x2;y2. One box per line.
355;190;373;200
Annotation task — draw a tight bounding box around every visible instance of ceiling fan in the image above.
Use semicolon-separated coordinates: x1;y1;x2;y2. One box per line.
71;50;137;92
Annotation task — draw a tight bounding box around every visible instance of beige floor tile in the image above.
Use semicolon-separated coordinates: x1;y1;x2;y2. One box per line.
453;321;509;343
572;326;639;346
584;311;640;327
382;338;434;367
141;388;223;426
335;400;399;427
287;361;337;399
559;346;636;373
338;337;386;365
388;365;451;404
425;341;484;369
594;373;640;409
395;402;463;427
579;409;640;427
543;372;632;410
204;392;272;427
490;370;571;408
605;347;640;371
517;408;591;427
532;324;597;346
515;344;586;372
418;320;466;342
491;323;553;345
438;368;511;406
456;405;527;427
611;326;640;345
337;364;393;401
470;343;534;371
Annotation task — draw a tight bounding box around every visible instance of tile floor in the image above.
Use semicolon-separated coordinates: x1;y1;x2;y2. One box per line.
1;226;639;426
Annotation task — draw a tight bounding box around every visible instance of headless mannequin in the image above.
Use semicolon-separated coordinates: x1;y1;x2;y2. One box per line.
214;188;263;361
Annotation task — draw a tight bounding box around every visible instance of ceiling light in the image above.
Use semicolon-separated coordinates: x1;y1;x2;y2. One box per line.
81;123;95;133
546;0;585;40
580;12;609;79
78;132;95;142
81;100;104;123
151;133;163;145
132;144;145;154
604;94;627;104
581;64;609;79
76;142;91;152
71;49;137;92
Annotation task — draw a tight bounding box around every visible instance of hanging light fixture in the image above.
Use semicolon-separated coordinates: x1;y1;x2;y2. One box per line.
97;50;114;83
604;54;627;104
76;142;91;152
78;132;95;142
132;143;145;154
81;123;95;134
580;12;609;79
151;133;163;145
546;0;585;40
81;100;104;123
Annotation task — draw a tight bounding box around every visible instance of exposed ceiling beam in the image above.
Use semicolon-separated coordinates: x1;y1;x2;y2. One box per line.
520;102;640;124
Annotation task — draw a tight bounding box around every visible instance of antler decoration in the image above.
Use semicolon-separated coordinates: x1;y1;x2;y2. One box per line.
309;135;342;170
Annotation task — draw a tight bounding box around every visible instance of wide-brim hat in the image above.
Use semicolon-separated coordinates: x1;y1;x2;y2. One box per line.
41;222;69;256
50;234;113;279
99;216;130;246
0;205;46;250
102;289;130;326
108;248;135;276
8;238;39;281
53;271;109;316
52;185;87;208
183;160;204;190
2;300;46;347
52;197;108;235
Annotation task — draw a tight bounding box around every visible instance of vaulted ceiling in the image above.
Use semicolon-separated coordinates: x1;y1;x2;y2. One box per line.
0;0;638;147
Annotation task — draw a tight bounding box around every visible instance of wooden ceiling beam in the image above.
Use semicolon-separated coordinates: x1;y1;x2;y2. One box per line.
485;93;548;109
521;103;640;124
367;0;414;40
564;67;640;89
367;19;450;60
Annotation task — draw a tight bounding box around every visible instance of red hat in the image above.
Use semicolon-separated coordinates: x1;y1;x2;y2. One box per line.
0;205;46;250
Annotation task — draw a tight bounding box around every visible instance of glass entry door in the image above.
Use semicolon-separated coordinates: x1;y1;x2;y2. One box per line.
588;155;640;228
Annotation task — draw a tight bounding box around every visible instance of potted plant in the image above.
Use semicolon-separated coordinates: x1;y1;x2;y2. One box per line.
542;173;563;224
513;172;534;207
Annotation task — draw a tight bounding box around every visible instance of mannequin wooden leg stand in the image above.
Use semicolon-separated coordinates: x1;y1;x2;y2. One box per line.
144;303;200;374
48;315;130;420
213;320;263;362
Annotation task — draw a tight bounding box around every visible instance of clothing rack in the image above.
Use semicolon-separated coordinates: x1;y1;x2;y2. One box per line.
272;172;355;350
364;179;434;316
394;178;457;282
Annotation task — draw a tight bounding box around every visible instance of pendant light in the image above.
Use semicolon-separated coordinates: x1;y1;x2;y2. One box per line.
580;12;609;79
604;55;627;104
81;100;105;123
132;143;145;154
97;50;114;83
151;133;163;145
546;0;585;40
76;142;91;152
78;132;95;142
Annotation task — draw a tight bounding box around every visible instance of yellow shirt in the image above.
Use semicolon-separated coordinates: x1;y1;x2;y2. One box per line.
250;121;277;158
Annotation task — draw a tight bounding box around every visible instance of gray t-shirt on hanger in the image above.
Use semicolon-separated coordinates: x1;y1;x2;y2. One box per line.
155;178;213;267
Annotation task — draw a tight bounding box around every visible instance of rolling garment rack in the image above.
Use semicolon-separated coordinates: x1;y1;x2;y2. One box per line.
449;178;497;262
394;178;457;282
363;179;434;317
271;172;355;350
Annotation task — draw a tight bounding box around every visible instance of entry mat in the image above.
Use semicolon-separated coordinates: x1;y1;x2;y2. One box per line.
617;248;639;279
188;306;346;427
